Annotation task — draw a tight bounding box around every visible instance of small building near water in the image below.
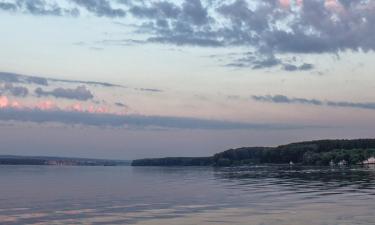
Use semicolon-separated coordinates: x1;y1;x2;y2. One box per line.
363;157;375;165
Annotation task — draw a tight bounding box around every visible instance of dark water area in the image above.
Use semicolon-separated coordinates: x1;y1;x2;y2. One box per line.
0;165;374;224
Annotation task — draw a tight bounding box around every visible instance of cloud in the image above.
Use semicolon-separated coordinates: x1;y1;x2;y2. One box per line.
0;2;17;11
0;0;80;16
0;96;9;108
35;86;94;101
3;0;375;70
225;54;314;71
115;102;127;108
252;94;375;110
252;94;323;105
327;101;375;110
136;88;163;93
0;72;48;85
122;0;375;70
147;36;223;47
129;1;181;19
252;56;282;69
0;107;311;130
0;71;123;88
283;63;314;71
26;76;49;85
0;83;29;97
0;0;124;17
71;0;126;17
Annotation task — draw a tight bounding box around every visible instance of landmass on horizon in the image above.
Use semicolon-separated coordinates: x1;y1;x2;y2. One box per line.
2;139;375;167
0;155;130;166
132;139;375;167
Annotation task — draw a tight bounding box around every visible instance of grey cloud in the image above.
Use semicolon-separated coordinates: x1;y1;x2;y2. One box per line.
253;94;375;111
0;108;312;130
1;83;29;97
35;86;94;101
327;101;375;110
283;63;314;71
123;0;375;70
26;76;49;86
49;77;124;88
147;36;223;47
137;88;163;93
0;71;123;88
115;102;127;107
3;0;375;71
299;63;314;71
217;0;270;33
252;95;323;106
17;0;63;16
283;64;298;71
252;56;281;69
6;0;80;16
129;0;208;25
0;72;21;83
129;1;180;19
224;62;248;68
71;0;126;17
224;53;314;71
1;0;122;17
0;72;48;86
181;0;209;25
0;2;17;10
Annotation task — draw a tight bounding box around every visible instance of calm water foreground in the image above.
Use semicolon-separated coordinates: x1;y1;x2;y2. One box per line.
0;165;374;225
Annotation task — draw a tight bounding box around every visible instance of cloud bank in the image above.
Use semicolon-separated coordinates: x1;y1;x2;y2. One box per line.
252;94;375;110
0;83;29;97
0;72;123;88
0;94;312;130
0;107;307;130
35;86;94;101
1;0;374;70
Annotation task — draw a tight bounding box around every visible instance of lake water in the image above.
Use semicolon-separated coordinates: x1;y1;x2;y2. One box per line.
0;165;374;225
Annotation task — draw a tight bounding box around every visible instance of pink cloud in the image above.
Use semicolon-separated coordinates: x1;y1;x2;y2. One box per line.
325;0;344;12
87;105;96;113
11;101;22;109
0;96;125;116
37;101;57;111
70;103;84;112
0;96;9;108
279;0;290;8
95;106;109;114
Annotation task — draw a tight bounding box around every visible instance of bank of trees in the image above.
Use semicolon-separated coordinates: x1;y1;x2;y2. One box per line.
132;139;375;167
213;139;375;166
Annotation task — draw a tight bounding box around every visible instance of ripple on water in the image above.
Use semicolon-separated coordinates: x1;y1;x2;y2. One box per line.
0;165;374;225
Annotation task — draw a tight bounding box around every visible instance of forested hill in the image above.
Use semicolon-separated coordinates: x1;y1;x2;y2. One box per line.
131;139;375;167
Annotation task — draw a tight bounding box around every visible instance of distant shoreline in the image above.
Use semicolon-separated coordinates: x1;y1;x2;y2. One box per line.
0;155;130;166
132;139;375;167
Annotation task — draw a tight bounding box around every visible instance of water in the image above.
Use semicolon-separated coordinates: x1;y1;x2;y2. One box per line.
0;165;374;225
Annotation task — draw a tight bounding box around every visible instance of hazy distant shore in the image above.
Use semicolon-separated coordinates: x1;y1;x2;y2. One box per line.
0;155;130;166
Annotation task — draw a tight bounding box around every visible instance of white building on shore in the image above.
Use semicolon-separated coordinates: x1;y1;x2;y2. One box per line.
363;157;375;165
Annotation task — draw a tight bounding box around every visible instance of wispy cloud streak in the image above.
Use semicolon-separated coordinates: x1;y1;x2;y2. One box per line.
35;86;94;101
0;95;310;130
252;94;375;110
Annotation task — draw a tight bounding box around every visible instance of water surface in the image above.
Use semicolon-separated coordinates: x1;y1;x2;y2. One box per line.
0;165;374;224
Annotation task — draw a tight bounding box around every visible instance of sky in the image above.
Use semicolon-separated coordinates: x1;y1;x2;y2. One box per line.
1;0;375;159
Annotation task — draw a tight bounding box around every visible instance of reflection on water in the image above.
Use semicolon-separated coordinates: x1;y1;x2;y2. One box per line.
0;165;374;224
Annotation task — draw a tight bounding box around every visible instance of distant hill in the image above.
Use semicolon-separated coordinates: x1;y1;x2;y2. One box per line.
0;155;131;166
132;139;375;167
